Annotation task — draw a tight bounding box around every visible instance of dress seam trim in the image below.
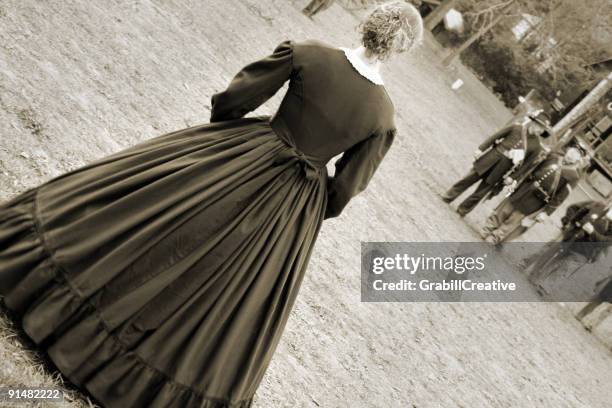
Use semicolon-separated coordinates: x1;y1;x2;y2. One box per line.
30;189;253;407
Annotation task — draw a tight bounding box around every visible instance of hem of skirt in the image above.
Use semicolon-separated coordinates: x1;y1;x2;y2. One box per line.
7;188;255;408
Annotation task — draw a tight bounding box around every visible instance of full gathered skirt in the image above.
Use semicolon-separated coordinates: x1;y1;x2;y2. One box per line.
0;116;327;407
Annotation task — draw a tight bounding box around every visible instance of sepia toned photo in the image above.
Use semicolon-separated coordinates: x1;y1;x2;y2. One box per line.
0;1;610;407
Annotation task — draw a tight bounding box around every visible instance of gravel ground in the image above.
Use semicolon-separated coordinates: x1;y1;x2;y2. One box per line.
0;1;611;407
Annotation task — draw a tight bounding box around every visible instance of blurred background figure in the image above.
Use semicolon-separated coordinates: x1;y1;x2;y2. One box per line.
524;199;612;295
483;147;584;243
576;276;612;329
302;0;335;18
441;112;548;216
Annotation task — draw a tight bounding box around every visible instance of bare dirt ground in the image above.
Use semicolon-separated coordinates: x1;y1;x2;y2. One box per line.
0;1;611;407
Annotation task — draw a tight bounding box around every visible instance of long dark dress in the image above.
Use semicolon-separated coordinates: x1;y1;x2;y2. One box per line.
0;40;396;407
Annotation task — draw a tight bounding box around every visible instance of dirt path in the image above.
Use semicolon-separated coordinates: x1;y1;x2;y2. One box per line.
0;1;610;407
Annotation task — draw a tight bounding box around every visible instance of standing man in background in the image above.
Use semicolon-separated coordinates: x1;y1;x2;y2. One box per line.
482;147;583;243
576;278;612;330
525;199;611;293
302;0;335;17
441;112;549;216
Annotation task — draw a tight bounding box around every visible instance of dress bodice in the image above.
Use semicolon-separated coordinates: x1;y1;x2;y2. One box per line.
209;40;397;219
271;41;395;162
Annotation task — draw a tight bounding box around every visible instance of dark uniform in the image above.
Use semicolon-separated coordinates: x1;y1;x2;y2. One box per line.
442;121;542;215
483;152;581;242
567;201;612;321
526;200;612;284
580;278;612;312
561;200;612;244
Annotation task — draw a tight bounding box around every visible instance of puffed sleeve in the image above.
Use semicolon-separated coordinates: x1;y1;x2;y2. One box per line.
325;129;396;219
210;41;294;122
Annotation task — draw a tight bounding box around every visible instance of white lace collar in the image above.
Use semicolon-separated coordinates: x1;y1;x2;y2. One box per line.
340;47;384;86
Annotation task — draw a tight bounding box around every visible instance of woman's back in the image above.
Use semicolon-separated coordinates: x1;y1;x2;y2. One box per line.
211;40;396;164
274;40;395;160
0;2;424;407
210;39;397;218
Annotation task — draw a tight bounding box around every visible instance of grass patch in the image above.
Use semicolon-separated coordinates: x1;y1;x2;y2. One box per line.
0;303;98;408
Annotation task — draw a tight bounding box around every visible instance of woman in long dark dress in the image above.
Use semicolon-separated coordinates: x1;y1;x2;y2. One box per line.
0;2;423;407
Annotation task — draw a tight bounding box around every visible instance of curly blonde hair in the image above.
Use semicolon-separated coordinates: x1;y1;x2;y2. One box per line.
359;1;423;61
